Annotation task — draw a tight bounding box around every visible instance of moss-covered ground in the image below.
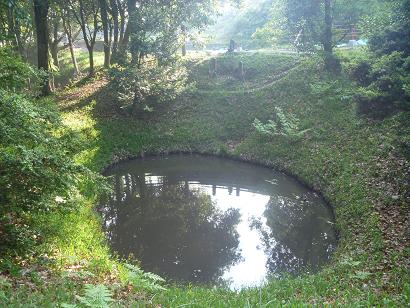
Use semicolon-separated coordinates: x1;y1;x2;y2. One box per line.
1;51;409;306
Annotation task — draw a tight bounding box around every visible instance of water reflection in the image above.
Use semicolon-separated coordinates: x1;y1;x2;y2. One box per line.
99;155;336;289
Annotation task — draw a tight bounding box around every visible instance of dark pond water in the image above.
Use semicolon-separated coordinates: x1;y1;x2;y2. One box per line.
99;155;337;290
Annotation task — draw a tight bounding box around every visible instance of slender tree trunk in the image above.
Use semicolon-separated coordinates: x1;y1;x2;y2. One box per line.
49;18;60;68
33;0;51;96
118;1;126;42
99;0;111;68
69;42;80;75
109;20;113;51
118;0;137;56
6;5;23;55
50;43;59;68
6;6;16;48
181;25;187;56
88;46;94;75
14;17;25;57
76;0;99;76
62;18;80;75
110;0;119;62
323;0;333;54
323;0;340;73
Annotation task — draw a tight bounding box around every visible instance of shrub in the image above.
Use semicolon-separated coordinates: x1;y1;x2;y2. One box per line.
350;61;372;87
0;91;80;212
353;0;410;119
324;53;342;75
0;90;96;254
0;47;45;95
109;62;190;113
354;52;410;119
369;25;410;55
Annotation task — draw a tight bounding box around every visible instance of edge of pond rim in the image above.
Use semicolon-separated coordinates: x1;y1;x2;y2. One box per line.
99;149;341;244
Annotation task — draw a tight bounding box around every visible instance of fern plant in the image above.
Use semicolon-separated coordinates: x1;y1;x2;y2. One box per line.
62;284;113;308
253;107;308;138
124;264;166;292
274;107;300;136
77;284;114;308
253;118;277;136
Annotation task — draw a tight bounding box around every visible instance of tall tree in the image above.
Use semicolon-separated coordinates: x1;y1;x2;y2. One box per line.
68;0;100;76
109;0;120;62
99;0;110;67
118;0;126;42
255;0;347;71
59;5;81;75
33;0;51;95
48;8;64;68
118;0;136;58
323;0;332;54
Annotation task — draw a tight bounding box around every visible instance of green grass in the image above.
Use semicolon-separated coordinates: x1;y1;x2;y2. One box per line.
54;49;105;87
188;51;301;92
1;51;409;306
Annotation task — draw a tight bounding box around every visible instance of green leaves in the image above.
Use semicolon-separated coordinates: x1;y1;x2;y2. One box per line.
0;276;11;302
110;62;190;112
0;90;77;212
77;284;114;308
61;284;113;308
123;264;167;292
350;271;372;281
253;118;277;137
253;106;306;138
0;89;103;256
0;48;45;96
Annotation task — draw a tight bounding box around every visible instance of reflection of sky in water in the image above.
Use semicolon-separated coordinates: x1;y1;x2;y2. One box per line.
99;155;337;290
191;183;271;289
213;189;270;289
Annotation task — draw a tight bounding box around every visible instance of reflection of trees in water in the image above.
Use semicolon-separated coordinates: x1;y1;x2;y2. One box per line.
251;195;336;276
99;174;241;284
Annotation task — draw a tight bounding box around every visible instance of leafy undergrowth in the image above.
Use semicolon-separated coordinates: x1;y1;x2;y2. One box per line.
1;51;409;306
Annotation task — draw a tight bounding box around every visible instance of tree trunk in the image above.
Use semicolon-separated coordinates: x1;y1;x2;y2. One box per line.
119;0;137;56
49;17;62;68
110;0;119;62
50;42;59;68
118;1;126;42
69;42;80;75
182;43;186;56
88;46;94;76
76;0;99;76
181;25;187;56
14;16;25;57
323;0;333;54
323;0;341;73
62;18;80;75
6;6;16;48
99;0;111;68
6;5;23;55
33;0;51;96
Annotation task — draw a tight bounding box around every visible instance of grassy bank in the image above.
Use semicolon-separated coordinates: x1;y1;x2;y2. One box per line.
1;51;409;306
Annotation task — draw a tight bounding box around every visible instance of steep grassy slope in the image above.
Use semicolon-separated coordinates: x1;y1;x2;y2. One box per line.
1;51;408;306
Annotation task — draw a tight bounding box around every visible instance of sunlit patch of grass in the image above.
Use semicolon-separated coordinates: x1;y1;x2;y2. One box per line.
54;49;105;87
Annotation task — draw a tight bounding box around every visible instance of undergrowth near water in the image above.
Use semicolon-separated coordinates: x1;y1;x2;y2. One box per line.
1;51;409;306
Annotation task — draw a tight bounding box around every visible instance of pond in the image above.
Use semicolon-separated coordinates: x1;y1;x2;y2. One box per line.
99;155;337;290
